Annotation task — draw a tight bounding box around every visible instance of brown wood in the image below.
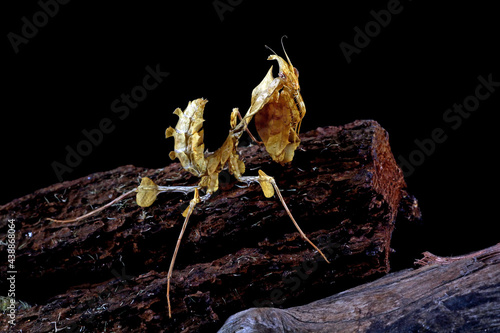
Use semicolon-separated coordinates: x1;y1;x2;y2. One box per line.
219;243;500;333
0;120;414;332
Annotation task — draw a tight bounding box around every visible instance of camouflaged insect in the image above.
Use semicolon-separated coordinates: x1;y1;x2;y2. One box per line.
49;41;329;319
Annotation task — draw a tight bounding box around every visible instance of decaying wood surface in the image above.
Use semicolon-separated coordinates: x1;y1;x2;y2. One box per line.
0;120;415;332
219;242;500;333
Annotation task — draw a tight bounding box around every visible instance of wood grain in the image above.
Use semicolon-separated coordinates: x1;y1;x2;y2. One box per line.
219;243;500;332
0;120;414;332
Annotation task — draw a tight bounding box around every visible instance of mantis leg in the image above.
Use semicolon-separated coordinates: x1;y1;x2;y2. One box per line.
47;188;137;223
234;109;263;145
166;188;200;318
267;176;330;263
48;177;199;224
240;171;330;264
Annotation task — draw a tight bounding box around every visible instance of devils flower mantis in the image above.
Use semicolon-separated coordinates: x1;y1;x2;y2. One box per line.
49;38;330;317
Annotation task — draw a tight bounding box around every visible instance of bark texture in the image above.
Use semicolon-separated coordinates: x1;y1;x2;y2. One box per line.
0;120;414;332
219;243;500;333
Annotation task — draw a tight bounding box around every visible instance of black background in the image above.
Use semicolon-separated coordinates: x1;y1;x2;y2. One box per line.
3;1;499;266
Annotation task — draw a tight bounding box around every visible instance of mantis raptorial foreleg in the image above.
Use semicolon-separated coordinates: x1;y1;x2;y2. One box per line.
233;109;262;145
240;170;330;264
166;188;201;318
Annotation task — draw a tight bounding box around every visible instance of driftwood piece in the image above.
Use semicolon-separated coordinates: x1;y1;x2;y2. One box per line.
0;120;413;332
219;243;500;333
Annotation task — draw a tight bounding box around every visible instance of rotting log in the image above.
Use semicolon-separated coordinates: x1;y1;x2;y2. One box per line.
219;242;500;333
0;120;416;332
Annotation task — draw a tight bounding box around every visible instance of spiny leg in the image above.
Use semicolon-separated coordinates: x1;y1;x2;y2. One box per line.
167;188;200;318
240;171;330;263
235;109;263;145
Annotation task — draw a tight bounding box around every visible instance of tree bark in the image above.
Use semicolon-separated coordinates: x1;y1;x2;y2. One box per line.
219;243;500;333
0;120;414;333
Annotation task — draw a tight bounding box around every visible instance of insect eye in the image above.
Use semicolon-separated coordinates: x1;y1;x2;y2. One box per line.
279;72;286;80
